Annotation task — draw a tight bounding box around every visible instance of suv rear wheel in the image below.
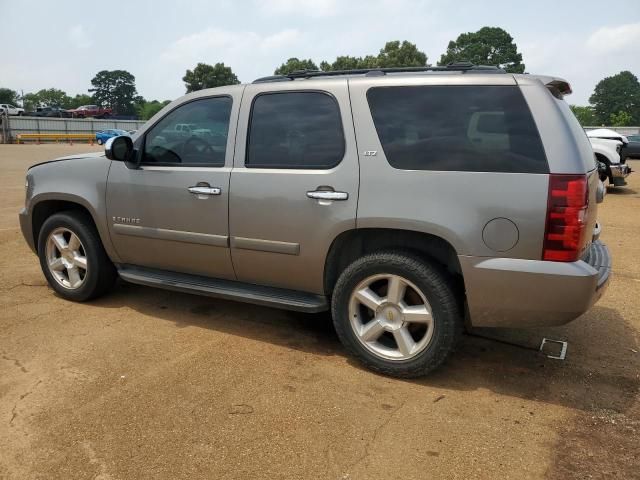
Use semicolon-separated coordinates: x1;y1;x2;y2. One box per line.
331;251;462;378
37;211;116;301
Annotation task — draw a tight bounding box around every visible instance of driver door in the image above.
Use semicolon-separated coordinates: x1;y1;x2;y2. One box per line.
106;90;242;279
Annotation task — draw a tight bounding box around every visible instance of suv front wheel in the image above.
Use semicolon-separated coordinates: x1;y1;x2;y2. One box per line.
331;251;462;378
37;211;116;302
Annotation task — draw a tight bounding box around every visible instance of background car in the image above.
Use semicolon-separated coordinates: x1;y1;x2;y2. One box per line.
95;129;130;145
0;103;24;116
623;134;640;159
586;128;640;160
27;106;71;118
68;104;112;118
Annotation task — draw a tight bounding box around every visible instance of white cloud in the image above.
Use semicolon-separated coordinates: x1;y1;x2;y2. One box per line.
68;25;92;49
586;22;640;55
161;28;302;64
256;0;339;17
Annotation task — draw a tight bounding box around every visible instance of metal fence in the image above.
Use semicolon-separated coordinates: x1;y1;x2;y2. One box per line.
1;115;147;143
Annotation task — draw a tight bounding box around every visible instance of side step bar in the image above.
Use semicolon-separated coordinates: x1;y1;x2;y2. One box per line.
117;265;329;313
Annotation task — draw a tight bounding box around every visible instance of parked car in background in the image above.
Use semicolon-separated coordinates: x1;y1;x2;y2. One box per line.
586;128;640;160
589;136;630;186
68;105;112;119
0;104;25;116
95;129;130;145
19;65;611;378
623;135;640;159
27;106;72;118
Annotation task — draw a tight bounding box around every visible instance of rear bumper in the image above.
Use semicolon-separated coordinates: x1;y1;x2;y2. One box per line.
461;240;611;327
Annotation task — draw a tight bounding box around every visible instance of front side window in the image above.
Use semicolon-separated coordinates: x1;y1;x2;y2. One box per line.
246;92;344;169
367;86;548;173
143;97;232;166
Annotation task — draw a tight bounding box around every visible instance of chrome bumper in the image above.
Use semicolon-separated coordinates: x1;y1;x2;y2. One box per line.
610;164;630;178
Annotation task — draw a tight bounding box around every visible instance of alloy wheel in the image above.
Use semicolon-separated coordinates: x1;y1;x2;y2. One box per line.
348;274;434;361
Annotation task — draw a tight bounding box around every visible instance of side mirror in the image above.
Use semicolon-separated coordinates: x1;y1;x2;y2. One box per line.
105;135;134;162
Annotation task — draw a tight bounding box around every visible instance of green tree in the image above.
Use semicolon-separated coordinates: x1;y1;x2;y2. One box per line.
609;110;633;127
439;27;525;73
274;58;318;75
376;40;427;68
183;62;240;93
589;71;640;125
570;105;597;126
22;88;72;110
320;55;379;71
89;70;139;115
0;88;19;105
68;94;94;109
137;99;172;120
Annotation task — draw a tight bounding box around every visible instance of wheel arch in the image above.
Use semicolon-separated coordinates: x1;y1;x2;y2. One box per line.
323;228;465;299
31;198;98;248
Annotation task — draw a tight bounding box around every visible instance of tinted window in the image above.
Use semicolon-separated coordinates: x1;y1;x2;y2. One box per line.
143;97;232;166
247;92;344;169
367;86;548;173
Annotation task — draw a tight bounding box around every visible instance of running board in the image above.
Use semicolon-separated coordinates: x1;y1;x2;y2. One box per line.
117;265;329;313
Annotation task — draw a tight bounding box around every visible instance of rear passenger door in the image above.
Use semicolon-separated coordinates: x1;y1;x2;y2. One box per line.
229;81;359;294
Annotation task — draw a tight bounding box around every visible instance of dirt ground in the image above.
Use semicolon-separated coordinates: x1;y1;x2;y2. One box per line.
0;144;638;480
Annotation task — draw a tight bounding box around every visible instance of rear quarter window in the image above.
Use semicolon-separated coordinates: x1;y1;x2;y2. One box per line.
367;85;548;173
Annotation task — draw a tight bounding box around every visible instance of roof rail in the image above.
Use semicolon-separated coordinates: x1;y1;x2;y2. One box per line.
253;62;505;83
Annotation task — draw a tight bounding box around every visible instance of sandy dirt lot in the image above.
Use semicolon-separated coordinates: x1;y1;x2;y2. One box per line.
0;144;638;479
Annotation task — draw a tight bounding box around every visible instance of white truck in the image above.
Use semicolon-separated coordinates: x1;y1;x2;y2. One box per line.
0;104;25;116
587;129;631;187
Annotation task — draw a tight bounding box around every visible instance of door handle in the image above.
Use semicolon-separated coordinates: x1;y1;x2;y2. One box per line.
306;190;349;201
188;186;221;196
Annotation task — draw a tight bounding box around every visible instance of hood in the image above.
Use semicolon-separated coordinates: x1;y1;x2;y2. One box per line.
28;151;106;170
586;128;629;144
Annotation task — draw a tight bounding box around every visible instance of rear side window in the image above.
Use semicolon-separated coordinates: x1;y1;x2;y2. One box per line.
246;92;345;169
367;86;548;173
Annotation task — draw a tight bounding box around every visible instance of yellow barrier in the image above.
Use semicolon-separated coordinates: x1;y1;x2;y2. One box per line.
16;133;95;144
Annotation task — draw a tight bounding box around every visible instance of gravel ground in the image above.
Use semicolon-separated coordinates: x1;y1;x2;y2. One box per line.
0;144;638;480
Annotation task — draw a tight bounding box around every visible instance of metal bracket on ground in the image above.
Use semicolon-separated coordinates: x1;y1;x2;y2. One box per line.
539;338;568;360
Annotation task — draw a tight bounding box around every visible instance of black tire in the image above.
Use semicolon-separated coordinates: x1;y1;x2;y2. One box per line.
37;211;116;302
97;138;103;145
331;251;462;378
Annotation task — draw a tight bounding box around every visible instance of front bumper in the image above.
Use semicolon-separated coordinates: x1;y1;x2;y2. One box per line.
610;163;631;186
19;207;36;254
461;240;611;328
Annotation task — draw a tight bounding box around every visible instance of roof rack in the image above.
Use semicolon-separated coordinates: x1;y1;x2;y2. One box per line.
253;62;505;83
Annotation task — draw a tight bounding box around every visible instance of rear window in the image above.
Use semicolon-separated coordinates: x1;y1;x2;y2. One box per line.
367;85;548;173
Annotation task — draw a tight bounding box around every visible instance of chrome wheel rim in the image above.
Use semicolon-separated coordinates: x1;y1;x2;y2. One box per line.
45;227;88;289
349;274;434;361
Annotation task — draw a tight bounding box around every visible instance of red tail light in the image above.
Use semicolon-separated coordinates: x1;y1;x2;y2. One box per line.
542;174;588;262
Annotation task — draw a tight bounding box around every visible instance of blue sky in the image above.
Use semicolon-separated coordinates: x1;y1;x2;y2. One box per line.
1;0;639;105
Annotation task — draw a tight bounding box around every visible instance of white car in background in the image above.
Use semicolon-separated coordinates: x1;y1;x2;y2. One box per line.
587;129;631;187
0;104;25;116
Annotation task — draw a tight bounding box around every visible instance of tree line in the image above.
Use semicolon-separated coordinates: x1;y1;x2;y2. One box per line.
0;70;171;120
1;26;637;125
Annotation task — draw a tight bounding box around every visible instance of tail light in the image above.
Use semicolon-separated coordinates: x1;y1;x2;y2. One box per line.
542;174;588;262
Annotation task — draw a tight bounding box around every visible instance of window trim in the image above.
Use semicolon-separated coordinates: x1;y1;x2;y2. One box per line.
365;85;549;174
245;90;346;170
139;94;233;168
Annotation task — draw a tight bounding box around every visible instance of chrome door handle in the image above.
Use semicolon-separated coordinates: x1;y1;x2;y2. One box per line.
306;190;349;201
188;186;221;196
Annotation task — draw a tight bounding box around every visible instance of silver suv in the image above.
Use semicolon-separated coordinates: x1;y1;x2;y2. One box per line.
19;64;611;377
